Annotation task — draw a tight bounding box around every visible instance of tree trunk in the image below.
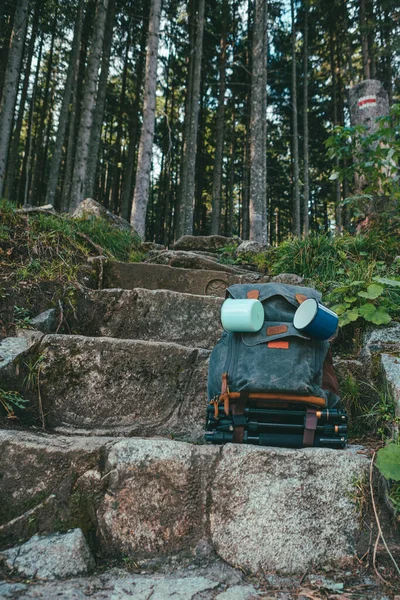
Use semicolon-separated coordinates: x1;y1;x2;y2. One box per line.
210;0;228;235
31;8;58;205
0;0;29;202
85;0;116;200
120;18;147;222
110;30;130;213
302;0;309;237
360;0;370;79
249;0;267;243
177;0;205;238
226;108;236;237
46;0;84;207
69;0;109;212
130;0;162;239
329;24;342;233
290;0;300;237
5;0;41;202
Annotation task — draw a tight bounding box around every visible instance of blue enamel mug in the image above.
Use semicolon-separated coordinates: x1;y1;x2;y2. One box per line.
293;299;338;340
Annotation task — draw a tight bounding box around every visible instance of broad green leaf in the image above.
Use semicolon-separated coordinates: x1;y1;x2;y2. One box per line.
358;284;384;299
373;277;400;288
344;296;357;303
331;286;350;294
348;280;364;287
331;303;349;316
369;308;392;325
340;308;359;326
329;172;340;181
376;444;400;481
358;303;377;321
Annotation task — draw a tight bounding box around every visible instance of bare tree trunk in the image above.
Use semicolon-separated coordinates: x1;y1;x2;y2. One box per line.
249;0;267;243
46;0;84;207
5;0;41;201
329;24;342;233
130;0;162;239
291;0;300;237
0;0;29;201
226;109;236;237
360;0;370;79
302;0;309;237
210;0;228;235
69;0;109;212
177;0;205;238
85;0;116;199
120;19;147;222
110;30;130;213
31;8;58;205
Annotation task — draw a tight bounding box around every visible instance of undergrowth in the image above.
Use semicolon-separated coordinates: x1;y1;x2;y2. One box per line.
0;200;142;285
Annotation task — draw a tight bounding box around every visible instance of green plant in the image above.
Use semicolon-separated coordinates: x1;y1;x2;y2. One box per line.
23;354;45;391
360;382;400;439
327;278;400;327
13;305;32;328
0;389;29;418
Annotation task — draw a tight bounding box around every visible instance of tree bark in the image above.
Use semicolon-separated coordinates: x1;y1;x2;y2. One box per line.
5;0;41;202
85;0;116;200
120;17;147;222
210;0;228;235
329;24;342;232
302;0;309;237
69;0;109;212
45;0;84;207
130;0;162;239
249;0;267;243
291;0;300;237
360;0;370;79
177;0;205;238
0;0;29;202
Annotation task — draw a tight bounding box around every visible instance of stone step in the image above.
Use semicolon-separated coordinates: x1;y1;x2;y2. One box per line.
74;288;223;349
145;249;258;275
99;261;266;297
11;334;209;438
0;429;370;575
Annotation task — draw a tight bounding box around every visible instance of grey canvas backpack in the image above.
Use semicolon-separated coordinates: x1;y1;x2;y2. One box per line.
207;282;341;410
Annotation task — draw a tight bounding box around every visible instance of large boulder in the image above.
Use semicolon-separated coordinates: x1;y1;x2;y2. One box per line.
97;439;218;556
235;241;268;256
101;261;264;297
146;250;257;276
209;444;370;574
174;235;242;253
1;529;95;580
72;198;134;233
74;288;224;350
20;334;209;438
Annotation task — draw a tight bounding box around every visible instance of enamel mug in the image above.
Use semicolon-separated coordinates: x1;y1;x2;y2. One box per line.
293;298;338;340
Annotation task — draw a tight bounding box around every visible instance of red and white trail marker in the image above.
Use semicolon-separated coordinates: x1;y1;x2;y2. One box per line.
357;95;377;109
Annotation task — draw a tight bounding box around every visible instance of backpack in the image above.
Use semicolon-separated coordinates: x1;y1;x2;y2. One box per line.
206;283;344;448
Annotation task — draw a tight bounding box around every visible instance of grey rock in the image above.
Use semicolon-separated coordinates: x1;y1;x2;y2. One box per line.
96;439;218;556
74;288;223;349
381;353;400;416
141;242;166;251
102;261;258;297
215;584;260;599
72;198;134;233
271;273;304;285
0;336;29;372
30;309;58;334
0;582;28;598
0;570;220;599
235;241;268;255
0;429;111;546
174;235;242;253
146;250;252;275
363;324;400;354
2;529;95;580
210;444;370;574
29;334;209;438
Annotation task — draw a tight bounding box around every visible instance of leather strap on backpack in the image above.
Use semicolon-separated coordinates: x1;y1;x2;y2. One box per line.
231;390;249;443
303;409;318;446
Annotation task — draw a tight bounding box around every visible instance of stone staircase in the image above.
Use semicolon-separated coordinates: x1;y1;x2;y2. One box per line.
0;250;379;594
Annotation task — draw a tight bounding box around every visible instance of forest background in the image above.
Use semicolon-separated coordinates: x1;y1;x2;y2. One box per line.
0;0;399;245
